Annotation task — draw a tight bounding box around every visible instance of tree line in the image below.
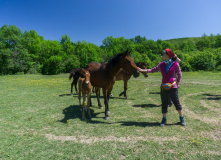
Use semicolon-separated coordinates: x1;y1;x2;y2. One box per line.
0;24;221;75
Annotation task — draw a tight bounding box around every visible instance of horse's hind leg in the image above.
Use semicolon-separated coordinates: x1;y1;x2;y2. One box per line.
119;80;128;99
87;92;91;120
119;91;124;97
74;78;78;94
71;80;74;95
123;80;128;99
96;88;103;109
78;89;82;111
82;93;86;120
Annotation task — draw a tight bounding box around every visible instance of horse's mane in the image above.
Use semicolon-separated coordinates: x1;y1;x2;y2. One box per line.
101;50;131;71
107;52;126;65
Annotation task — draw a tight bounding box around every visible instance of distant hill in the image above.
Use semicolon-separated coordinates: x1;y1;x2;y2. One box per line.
165;37;201;44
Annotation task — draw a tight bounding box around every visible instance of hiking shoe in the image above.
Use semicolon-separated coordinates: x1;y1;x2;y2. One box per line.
160;117;167;127
180;116;186;126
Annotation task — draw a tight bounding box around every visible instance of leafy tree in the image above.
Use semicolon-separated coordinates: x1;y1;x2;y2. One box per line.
180;40;196;52
60;34;75;55
190;51;216;71
0;25;22;50
42;56;63;75
214;34;221;48
133;35;147;44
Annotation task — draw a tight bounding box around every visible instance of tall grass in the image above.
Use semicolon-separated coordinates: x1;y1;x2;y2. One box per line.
0;72;220;159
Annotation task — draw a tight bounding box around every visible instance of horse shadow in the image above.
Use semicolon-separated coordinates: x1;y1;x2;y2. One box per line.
132;104;161;108
59;105;112;124
149;92;160;95
59;105;81;123
59;105;100;123
59;94;72;97
202;93;221;100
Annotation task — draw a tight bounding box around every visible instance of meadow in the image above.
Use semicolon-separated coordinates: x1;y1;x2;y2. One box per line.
0;72;220;160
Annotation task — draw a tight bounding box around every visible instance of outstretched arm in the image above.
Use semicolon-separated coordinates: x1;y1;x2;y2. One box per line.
137;67;148;73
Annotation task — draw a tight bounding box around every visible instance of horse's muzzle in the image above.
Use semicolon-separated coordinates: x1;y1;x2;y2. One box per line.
144;73;148;77
133;70;140;78
85;81;90;85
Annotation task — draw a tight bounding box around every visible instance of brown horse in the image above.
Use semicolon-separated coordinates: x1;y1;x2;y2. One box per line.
78;68;92;120
69;68;83;95
86;49;139;120
115;62;148;98
92;62;148;99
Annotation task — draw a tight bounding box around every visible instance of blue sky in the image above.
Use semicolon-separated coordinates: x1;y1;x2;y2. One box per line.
0;0;221;46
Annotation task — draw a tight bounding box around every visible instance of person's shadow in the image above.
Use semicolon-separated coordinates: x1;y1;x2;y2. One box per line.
132;104;160;108
202;94;221;100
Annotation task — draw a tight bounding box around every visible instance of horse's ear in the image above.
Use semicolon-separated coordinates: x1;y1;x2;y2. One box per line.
79;68;85;77
124;49;131;56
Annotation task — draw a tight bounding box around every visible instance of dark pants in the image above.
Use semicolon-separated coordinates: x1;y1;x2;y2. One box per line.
160;88;182;113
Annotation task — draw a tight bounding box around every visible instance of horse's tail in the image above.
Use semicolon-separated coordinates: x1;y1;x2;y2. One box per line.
69;72;74;80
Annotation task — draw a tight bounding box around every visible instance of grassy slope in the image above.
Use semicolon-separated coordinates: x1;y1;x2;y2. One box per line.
0;72;220;159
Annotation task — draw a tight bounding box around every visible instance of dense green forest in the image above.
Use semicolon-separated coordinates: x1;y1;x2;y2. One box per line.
0;24;221;75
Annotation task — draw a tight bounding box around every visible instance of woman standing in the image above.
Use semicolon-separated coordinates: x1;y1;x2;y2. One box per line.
138;48;186;127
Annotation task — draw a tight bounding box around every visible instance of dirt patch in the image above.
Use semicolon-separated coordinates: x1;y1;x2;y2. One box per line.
45;134;182;143
200;129;221;140
207;151;221;155
180;92;221;126
200;100;221;112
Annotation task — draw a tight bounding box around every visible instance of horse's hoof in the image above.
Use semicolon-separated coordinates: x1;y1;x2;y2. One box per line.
99;106;103;109
125;96;128;99
110;94;114;97
105;116;110;120
107;110;111;114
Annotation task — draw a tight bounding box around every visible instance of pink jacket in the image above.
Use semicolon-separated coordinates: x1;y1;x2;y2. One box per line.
147;61;182;88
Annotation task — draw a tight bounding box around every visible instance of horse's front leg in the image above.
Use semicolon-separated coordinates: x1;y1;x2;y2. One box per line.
107;89;112;114
102;88;109;120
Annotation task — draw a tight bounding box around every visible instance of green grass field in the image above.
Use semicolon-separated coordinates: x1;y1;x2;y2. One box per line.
0;72;220;160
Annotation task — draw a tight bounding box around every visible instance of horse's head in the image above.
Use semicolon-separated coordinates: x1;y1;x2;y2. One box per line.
137;62;148;77
120;49;139;78
80;68;91;86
